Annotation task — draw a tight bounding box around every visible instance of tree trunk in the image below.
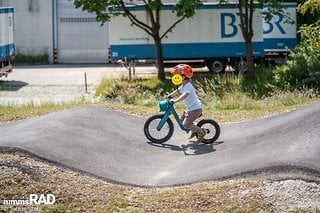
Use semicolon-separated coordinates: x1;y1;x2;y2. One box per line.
246;41;254;80
154;35;166;81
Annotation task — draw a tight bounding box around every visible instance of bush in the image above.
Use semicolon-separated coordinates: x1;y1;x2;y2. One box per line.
275;45;320;93
94;69;319;113
94;77;175;104
193;66;276;100
12;53;49;64
95;78;121;99
239;66;276;99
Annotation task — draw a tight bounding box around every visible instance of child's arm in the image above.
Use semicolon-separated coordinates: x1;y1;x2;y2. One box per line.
173;92;189;103
168;87;180;98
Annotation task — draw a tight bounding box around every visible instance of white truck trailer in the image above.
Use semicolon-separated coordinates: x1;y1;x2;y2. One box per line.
109;3;296;72
0;7;14;78
263;3;296;63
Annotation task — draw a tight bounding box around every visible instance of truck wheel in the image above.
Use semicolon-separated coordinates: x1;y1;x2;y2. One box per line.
238;60;248;74
207;58;226;73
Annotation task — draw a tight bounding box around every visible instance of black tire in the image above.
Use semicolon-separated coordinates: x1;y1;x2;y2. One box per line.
238;60;248;73
196;119;220;143
206;58;226;73
144;114;174;143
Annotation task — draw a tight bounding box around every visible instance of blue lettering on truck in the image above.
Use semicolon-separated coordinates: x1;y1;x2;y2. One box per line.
109;3;296;60
264;14;286;34
221;13;238;38
263;3;296;51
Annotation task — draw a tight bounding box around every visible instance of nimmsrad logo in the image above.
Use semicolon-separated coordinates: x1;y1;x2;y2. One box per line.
2;194;56;206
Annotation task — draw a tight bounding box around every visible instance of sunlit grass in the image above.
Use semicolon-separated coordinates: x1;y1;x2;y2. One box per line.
92;68;319;123
1;66;319;124
0;103;83;123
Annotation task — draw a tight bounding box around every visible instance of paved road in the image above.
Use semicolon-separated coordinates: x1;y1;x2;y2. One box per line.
0;102;319;186
1;64;158;85
0;64;157;105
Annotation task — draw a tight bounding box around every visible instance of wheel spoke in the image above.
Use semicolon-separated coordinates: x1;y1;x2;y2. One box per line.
197;119;220;143
144;115;173;143
148;119;168;139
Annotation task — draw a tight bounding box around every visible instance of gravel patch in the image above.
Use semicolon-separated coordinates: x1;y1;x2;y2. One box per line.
262;180;320;212
0;153;319;212
0;85;94;106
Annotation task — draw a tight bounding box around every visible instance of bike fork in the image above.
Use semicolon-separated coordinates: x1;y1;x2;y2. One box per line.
156;111;171;131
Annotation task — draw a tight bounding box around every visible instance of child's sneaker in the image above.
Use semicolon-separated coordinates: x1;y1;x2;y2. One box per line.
188;132;197;140
197;128;207;143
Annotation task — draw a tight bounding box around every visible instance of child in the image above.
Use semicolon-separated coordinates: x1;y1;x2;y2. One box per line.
169;64;207;142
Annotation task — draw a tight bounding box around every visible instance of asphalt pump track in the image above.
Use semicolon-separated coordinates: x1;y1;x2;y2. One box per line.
0;102;319;186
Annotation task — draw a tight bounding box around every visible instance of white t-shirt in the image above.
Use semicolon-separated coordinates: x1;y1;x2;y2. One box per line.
179;82;201;111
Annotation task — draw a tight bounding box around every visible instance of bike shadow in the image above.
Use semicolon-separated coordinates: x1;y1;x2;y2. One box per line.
182;141;224;156
0;81;28;91
147;140;224;156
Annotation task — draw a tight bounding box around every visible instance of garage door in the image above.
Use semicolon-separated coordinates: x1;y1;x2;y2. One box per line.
57;0;109;63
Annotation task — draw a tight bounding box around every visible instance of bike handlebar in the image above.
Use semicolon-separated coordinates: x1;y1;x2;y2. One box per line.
166;96;174;105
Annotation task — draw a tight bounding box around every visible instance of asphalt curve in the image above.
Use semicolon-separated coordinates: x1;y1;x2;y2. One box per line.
0;102;319;186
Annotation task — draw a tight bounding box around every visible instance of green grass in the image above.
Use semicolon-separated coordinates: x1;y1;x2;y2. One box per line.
91;66;319;122
12;53;49;64
1;66;319;124
0;103;83;123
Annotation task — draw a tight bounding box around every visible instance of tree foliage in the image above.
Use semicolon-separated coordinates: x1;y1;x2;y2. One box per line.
297;0;320;47
228;0;295;80
74;0;202;81
274;0;320;93
276;45;320;93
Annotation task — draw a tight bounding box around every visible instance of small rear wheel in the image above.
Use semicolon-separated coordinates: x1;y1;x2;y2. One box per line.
197;119;220;143
144;114;174;143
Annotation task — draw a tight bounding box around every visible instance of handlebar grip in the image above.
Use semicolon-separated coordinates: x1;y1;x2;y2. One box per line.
167;94;173;99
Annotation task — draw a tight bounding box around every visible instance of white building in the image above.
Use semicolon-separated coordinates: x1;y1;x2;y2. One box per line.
0;0;236;64
1;0;109;63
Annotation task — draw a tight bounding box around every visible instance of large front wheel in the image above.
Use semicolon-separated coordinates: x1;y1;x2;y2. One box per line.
144;114;174;143
197;119;220;143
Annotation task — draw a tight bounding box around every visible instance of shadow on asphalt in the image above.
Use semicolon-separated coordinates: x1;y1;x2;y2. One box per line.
147;140;224;156
1;103;319;186
0;80;28;91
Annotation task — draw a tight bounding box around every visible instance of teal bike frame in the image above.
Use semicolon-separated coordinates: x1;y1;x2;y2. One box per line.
156;101;189;133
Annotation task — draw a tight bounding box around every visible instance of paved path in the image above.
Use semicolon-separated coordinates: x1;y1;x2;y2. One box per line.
0;102;319;186
0;64;157;105
1;64;157;85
